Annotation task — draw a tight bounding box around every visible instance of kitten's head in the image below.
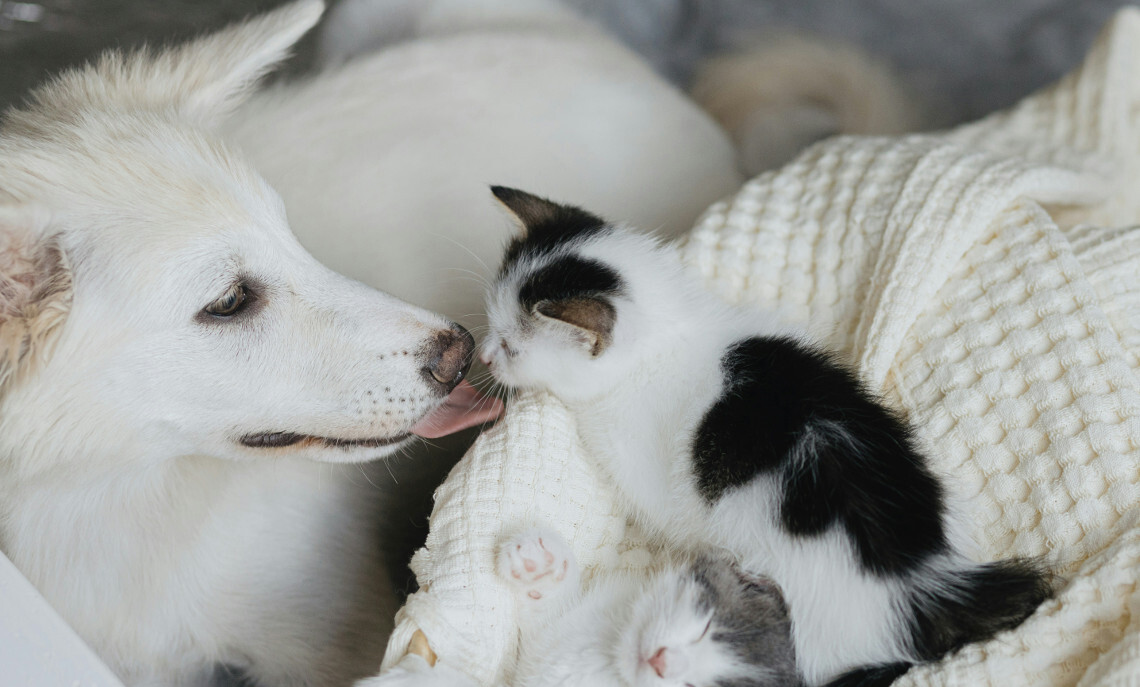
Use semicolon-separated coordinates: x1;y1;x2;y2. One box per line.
618;558;799;687
480;187;676;400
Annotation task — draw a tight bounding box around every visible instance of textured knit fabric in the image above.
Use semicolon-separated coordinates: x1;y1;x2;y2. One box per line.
380;9;1140;686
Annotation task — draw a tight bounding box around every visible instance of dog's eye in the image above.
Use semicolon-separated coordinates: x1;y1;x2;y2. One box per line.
204;283;248;318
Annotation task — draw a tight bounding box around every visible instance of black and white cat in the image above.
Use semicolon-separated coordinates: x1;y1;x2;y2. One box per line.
480;187;1052;687
496;527;800;687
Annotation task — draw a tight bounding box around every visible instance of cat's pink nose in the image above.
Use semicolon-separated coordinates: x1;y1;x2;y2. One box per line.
648;647;668;678
647;647;688;679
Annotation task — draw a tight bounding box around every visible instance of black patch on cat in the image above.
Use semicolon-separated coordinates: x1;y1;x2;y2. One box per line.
517;254;624;309
491;186;611;268
905;558;1052;660
689;556;804;687
822;662;912;687
691;336;948;576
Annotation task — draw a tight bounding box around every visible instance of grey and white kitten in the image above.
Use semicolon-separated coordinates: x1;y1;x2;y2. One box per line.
497;527;799;687
480;187;1051;687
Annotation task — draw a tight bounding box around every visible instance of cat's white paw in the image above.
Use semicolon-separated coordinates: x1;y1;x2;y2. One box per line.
496;527;578;602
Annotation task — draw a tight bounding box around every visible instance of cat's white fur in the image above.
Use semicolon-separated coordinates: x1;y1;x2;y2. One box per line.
482;229;915;684
497;528;752;687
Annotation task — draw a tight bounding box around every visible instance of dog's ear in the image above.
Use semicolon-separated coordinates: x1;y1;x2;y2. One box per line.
0;206;72;391
18;1;321;130
41;0;324;128
165;0;324;126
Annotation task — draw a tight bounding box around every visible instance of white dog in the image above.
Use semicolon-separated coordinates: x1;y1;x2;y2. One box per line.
0;1;740;685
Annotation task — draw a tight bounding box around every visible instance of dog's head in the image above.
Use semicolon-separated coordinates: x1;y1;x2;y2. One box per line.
0;1;501;479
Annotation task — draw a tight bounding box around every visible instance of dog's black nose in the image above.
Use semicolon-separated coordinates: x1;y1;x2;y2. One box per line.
422;323;475;393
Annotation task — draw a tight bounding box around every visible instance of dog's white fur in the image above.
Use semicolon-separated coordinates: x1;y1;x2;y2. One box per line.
0;3;459;685
0;1;742;685
228;0;742;327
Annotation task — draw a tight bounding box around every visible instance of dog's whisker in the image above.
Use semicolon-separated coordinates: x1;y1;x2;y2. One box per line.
353;463;376;489
419;442;442;453
376;460;397;486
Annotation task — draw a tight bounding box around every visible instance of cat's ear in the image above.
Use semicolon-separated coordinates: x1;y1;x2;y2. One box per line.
490;186;564;233
730;564;786;607
536;297;615;357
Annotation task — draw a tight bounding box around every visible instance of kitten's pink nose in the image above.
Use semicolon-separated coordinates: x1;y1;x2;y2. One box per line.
647;647;688;679
648;647;668;678
479;339;512;367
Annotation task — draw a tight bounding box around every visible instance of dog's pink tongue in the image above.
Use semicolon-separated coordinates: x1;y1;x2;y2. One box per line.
411;380;504;438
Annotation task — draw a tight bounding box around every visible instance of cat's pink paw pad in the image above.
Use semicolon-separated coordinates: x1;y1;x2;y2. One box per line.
496;529;576;601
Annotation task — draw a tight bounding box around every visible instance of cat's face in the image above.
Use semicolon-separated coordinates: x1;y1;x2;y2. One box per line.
480;187;661;401
620;570;739;687
617;559;798;687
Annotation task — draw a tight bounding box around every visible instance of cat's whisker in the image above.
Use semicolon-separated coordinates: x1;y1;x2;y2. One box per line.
469;374;497;388
448;275;494;289
430;232;493;277
443;268;493;290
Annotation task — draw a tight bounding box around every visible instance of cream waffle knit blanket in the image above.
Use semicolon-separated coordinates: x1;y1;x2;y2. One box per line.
379;9;1140;686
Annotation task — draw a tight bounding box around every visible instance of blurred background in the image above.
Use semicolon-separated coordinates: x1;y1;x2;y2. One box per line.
2;0;1133;125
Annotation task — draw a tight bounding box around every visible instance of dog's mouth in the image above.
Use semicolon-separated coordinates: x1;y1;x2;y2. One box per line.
239;432;412;450
239;381;504;450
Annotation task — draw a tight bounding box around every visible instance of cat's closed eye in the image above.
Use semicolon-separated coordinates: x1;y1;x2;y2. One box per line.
497;339;516;358
694;617;712;643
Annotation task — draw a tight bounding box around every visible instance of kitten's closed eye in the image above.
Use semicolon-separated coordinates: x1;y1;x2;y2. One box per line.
495;339;517;359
